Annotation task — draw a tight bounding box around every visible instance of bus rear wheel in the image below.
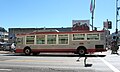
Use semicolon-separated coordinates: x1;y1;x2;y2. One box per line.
24;48;31;55
78;48;86;56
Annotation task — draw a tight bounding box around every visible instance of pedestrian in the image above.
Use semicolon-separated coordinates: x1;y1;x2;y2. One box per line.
111;40;116;54
10;42;16;52
111;40;119;54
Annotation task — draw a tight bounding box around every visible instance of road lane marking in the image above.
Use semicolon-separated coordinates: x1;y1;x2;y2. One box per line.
99;57;120;72
4;59;73;63
0;69;12;71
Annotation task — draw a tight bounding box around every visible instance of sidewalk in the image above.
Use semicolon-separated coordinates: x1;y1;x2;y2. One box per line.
0;51;11;54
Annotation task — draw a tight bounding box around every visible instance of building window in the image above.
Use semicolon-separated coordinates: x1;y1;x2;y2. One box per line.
26;36;35;44
36;35;45;44
47;35;56;44
1;35;4;39
87;34;99;40
4;35;8;38
58;34;68;44
73;34;85;40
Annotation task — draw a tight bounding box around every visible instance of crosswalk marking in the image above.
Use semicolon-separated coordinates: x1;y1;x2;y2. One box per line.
99;57;120;72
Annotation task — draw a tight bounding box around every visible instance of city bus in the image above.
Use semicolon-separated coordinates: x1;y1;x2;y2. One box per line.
15;30;107;55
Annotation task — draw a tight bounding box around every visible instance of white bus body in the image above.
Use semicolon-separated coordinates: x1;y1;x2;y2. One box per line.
15;30;106;55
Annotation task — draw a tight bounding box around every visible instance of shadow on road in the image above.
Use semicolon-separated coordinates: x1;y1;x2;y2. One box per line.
4;53;106;58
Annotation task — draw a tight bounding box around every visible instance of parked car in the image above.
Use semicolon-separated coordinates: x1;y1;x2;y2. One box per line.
0;43;11;51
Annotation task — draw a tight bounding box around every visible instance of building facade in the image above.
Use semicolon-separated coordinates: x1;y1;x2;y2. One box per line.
8;27;72;42
0;27;8;42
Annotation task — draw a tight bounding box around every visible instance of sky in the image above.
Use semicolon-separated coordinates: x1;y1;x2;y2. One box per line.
0;0;119;33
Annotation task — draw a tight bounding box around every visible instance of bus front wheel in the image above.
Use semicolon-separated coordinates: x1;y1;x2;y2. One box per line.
24;48;31;55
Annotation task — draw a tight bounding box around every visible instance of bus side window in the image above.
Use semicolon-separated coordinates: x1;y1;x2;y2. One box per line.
73;34;85;40
87;34;99;40
17;37;23;44
26;36;35;44
36;35;45;44
58;34;68;44
47;35;57;44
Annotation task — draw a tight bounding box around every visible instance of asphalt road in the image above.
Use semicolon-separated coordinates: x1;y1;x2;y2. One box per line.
0;50;120;72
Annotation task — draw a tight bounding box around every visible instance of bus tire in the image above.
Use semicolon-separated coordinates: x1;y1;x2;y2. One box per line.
24;47;31;55
77;48;86;56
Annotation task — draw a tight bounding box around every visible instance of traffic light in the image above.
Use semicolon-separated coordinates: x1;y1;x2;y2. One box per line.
116;29;118;34
113;36;116;39
108;21;112;29
94;27;97;31
113;36;119;40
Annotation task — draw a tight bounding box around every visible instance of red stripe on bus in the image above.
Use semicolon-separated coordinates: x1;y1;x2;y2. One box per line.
16;30;105;36
87;48;106;53
15;48;106;53
15;49;24;53
32;49;76;52
87;49;96;53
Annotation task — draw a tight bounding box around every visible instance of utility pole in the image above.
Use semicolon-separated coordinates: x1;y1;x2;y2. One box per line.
90;0;95;31
112;0;120;54
116;0;120;34
91;11;94;31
